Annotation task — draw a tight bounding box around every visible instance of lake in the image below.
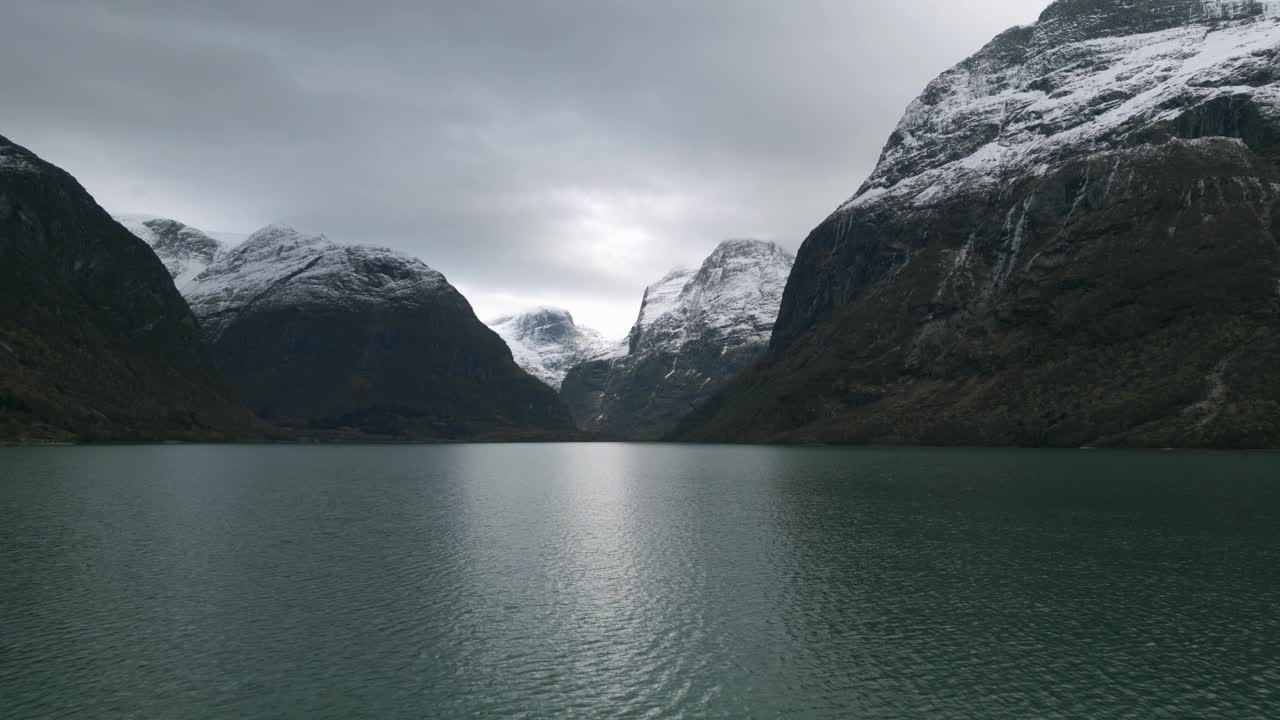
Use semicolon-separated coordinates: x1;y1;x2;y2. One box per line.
2;444;1278;718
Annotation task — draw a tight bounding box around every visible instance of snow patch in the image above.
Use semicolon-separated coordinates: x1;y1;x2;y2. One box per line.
1183;358;1231;429
0;149;37;174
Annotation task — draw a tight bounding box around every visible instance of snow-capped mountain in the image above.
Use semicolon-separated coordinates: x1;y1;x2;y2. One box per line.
175;223;574;439
627;239;795;355
835;0;1280;220
184;224;454;340
630;268;695;342
115;215;231;290
487;308;623;389
677;0;1280;448
561;239;795;439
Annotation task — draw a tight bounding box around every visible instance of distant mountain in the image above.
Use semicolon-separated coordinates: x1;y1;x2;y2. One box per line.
115;215;231;290
488;308;623;389
178;224;575;440
676;0;1280;448
561;239;794;440
0;135;259;442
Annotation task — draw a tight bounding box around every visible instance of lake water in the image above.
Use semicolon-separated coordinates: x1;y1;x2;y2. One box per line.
2;444;1278;719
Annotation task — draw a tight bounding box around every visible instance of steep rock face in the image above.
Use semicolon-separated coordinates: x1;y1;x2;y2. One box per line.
677;0;1280;448
183;225;575;440
561;240;794;439
115;215;230;290
0;136;259;441
487;308;623;389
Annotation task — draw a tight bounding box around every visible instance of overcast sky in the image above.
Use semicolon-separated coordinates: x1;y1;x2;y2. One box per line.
1;0;1049;337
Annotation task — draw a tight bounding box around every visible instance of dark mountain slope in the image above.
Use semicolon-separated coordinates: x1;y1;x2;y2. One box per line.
0;135;259;442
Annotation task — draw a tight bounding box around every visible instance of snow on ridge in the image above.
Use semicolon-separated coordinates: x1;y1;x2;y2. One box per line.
115;215;161;245
116;213;249;252
233;223;332;256
185;224;452;340
118;215;461;342
491;306;576;327
0;143;38;174
627;239;795;356
836;8;1280;215
115;214;231;291
679;239;795;345
635;267;696;332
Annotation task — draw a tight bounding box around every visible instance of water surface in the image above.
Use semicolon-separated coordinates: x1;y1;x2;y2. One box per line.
2;445;1278;718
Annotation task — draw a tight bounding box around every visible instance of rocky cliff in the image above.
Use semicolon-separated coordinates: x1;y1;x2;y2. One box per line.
0;135;259;442
676;0;1280;448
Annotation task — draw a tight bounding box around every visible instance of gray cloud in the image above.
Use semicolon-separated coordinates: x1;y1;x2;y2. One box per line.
1;0;1049;336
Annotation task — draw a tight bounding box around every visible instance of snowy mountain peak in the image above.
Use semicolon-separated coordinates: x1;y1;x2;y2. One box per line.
486;304;583;345
634;268;696;334
694;239;794;289
115;214;229;290
629;240;795;355
838;0;1280;215
491;306;577;335
708;237;785;257
184;225;450;341
488;307;623;389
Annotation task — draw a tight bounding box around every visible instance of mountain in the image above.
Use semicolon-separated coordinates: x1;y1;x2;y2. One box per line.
0;135;259;442
180;224;576;440
561;239;794;440
487;308;623;389
675;0;1280;448
115;214;231;290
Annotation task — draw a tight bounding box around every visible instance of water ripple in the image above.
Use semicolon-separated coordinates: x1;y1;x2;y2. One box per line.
2;445;1278;718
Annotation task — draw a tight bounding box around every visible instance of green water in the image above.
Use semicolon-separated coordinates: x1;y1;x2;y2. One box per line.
2;445;1278;718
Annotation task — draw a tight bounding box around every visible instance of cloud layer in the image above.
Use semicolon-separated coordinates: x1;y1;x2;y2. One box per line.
2;0;1049;336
